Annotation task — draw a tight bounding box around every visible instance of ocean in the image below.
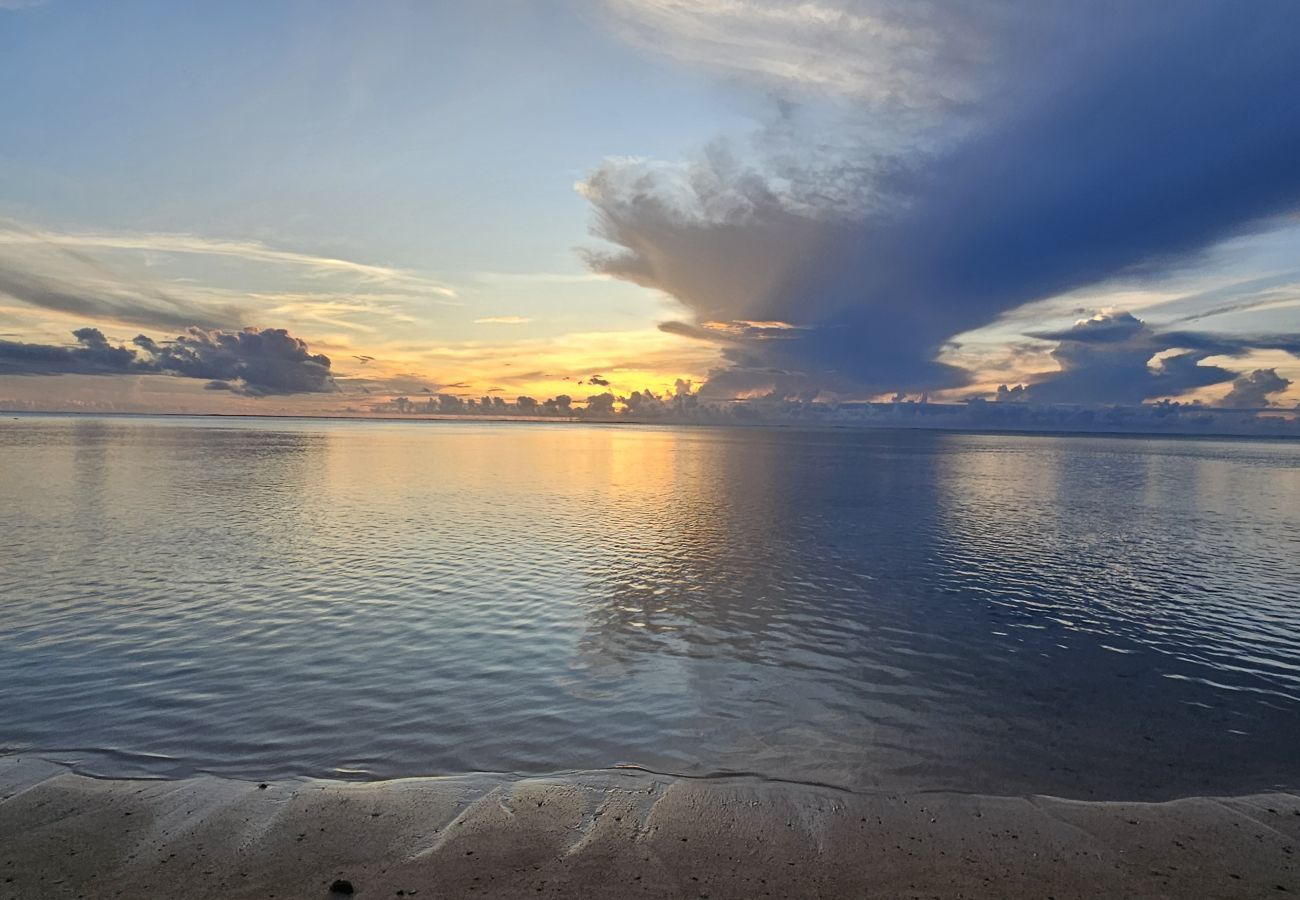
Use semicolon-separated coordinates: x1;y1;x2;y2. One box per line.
2;414;1298;799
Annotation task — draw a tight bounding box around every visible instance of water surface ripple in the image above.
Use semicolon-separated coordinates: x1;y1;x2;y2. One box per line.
2;416;1299;798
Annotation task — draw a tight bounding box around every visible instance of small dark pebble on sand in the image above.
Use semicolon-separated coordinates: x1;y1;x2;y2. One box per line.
329;878;354;895
258;783;268;790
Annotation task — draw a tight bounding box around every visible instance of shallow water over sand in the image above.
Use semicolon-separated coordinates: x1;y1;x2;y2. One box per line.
2;415;1299;798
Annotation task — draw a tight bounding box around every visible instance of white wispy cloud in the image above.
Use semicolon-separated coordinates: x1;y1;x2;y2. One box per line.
0;217;461;334
593;0;988;107
474;316;533;324
472;271;610;285
0;220;458;297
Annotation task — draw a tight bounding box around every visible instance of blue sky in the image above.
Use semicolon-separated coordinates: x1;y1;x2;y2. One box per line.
2;3;740;268
1;0;1298;420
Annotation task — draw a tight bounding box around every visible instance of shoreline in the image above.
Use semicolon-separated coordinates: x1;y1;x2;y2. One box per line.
3;757;1296;899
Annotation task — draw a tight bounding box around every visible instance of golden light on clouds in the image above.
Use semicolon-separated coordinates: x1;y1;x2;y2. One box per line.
335;325;721;406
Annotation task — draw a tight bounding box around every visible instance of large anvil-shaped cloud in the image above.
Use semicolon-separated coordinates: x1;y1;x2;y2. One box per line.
582;2;1300;401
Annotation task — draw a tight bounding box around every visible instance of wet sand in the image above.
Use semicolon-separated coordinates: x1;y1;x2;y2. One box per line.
1;757;1296;899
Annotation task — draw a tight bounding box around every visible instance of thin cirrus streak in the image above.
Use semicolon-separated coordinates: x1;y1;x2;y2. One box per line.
593;0;989;108
0;217;460;349
0;219;458;296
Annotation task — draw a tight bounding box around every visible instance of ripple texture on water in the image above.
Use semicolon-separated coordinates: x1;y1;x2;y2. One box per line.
2;416;1299;798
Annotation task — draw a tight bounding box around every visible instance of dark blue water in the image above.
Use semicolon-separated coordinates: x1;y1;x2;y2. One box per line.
2;415;1299;798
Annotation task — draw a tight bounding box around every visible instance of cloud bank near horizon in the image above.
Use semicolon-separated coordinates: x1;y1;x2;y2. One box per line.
581;1;1300;403
0;327;337;396
4;327;1295;439
358;381;1300;440
1023;311;1300;406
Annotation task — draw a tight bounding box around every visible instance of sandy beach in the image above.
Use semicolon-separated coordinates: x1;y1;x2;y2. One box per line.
1;756;1296;899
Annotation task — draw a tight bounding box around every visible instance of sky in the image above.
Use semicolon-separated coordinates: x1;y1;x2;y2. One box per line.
1;0;1299;428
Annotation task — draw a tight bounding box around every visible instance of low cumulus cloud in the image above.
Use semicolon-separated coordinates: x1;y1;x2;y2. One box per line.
581;1;1300;402
1023;311;1300;404
1220;369;1293;409
0;327;337;396
364;379;1299;438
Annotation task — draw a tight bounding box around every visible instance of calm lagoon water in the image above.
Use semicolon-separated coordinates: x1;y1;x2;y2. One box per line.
2;414;1299;799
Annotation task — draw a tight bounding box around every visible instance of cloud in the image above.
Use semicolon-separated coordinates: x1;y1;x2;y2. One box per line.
0;221;248;330
473;316;533;324
0;218;458;333
1023;311;1300;404
1220;368;1293;409
0;222;456;295
594;0;993;109
360;378;1298;438
0;327;338;396
0;249;245;331
147;328;337;395
471;271;609;285
0;327;139;377
1024;313;1233;404
580;2;1300;401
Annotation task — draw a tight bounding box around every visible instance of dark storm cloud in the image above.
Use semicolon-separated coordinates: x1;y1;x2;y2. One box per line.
148;328;336;395
1023;312;1300;404
580;1;1300;399
0;326;140;376
0;327;337;396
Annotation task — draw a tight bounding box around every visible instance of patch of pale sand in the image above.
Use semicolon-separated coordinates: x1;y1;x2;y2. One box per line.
0;756;1297;899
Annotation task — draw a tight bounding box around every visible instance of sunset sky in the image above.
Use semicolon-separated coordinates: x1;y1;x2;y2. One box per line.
2;0;1298;418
